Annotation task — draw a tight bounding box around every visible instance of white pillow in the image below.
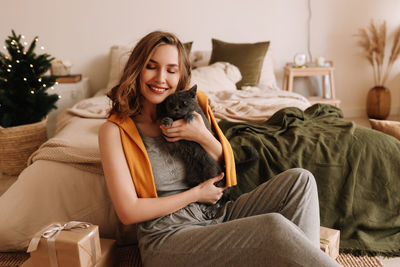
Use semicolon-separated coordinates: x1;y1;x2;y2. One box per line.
190;62;242;94
258;47;279;90
190;48;279;90
105;44;279;91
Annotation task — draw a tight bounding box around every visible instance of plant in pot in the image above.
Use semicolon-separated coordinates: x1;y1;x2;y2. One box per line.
0;30;59;176
355;20;400;120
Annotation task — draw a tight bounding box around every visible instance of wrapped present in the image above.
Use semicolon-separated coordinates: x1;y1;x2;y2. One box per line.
27;221;102;267
320;226;340;259
23;238;116;267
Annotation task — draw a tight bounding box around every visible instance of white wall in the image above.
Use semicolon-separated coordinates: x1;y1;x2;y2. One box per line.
1;0;400;117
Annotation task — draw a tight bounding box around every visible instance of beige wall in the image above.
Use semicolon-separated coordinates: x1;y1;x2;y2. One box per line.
1;0;400;117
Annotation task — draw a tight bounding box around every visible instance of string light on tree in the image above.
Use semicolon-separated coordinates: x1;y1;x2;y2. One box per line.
0;30;59;127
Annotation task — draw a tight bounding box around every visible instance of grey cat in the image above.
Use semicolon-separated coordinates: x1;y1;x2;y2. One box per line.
160;85;258;200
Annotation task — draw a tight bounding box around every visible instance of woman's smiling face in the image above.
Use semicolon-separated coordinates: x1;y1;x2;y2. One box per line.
139;44;181;107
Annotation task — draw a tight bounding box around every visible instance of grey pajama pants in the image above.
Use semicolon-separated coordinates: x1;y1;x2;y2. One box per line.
138;168;341;267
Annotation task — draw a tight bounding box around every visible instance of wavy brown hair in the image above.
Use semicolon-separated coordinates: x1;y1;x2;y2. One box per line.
107;31;192;119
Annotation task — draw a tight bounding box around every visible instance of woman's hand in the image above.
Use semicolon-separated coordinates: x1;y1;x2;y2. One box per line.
160;111;224;163
193;173;227;204
160;112;209;143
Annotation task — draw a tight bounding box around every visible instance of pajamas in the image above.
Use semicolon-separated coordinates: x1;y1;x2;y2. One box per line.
137;168;340;267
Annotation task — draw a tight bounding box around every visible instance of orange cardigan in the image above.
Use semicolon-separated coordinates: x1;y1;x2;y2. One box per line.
108;90;237;198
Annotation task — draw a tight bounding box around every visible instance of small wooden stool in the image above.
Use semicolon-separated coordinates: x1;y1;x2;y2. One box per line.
282;62;340;107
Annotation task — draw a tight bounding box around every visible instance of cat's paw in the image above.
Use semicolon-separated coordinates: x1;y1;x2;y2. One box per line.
161;117;173;126
184;113;195;123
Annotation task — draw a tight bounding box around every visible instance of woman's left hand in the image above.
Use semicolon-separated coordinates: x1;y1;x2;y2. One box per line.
160;112;210;143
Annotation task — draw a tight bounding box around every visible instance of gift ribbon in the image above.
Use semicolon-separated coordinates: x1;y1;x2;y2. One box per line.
27;221;97;267
320;238;331;254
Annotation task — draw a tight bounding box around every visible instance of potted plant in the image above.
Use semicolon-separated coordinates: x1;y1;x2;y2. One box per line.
355;20;400;119
0;30;59;176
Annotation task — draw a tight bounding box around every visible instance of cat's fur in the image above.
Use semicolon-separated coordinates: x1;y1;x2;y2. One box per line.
160;85;258;201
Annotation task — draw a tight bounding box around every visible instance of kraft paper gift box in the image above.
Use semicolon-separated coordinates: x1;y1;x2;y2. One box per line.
320;226;340;259
23;238;116;267
27;221;102;267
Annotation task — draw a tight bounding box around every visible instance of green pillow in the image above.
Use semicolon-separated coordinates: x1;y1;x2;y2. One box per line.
183;42;193;56
209;38;270;88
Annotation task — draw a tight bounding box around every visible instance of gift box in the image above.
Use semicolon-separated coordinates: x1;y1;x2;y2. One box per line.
27;221;102;267
320;226;340;259
23;238;116;267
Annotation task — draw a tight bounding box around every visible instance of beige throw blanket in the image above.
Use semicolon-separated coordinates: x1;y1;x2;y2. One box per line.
27;96;109;174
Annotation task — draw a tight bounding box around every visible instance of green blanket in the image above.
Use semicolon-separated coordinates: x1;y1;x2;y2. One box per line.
219;104;400;256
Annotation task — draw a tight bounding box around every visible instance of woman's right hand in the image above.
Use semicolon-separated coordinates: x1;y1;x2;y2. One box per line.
194;173;227;204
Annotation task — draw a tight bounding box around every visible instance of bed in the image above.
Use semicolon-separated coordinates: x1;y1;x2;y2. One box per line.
1;40;399;258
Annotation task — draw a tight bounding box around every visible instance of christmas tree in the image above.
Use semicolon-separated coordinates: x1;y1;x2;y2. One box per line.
0;30;59;127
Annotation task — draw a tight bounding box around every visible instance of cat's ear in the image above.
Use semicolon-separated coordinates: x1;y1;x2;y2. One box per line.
189;84;197;97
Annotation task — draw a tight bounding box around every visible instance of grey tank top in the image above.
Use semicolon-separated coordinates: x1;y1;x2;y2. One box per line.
133;120;230;248
136;125;190;196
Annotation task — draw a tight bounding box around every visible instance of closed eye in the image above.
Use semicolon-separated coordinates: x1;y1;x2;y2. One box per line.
146;64;156;70
167;67;178;74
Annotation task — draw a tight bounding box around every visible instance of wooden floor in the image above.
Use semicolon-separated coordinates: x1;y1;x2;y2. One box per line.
1;115;400;266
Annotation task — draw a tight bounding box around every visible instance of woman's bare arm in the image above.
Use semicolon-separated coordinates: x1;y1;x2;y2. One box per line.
98;121;226;225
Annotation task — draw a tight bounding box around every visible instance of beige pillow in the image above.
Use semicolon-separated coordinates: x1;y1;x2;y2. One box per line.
209;39;270;88
105;45;131;91
190;62;242;94
369;119;400;140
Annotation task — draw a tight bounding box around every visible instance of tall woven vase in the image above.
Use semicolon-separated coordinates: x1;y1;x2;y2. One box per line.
0;118;47;176
366;86;391;120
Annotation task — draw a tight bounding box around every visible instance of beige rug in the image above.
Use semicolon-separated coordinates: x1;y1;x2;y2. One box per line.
0;251;29;267
0;249;384;267
0;247;143;267
336;253;383;267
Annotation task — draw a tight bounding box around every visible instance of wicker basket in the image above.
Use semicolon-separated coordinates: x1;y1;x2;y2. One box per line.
0;118;48;176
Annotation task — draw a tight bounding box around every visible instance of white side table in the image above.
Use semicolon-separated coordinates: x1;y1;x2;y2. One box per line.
47;77;91;137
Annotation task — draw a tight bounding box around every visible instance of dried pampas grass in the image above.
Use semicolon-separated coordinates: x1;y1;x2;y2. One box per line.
356;20;400;87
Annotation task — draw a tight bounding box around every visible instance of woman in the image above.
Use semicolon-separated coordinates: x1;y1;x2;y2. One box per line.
98;31;340;267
